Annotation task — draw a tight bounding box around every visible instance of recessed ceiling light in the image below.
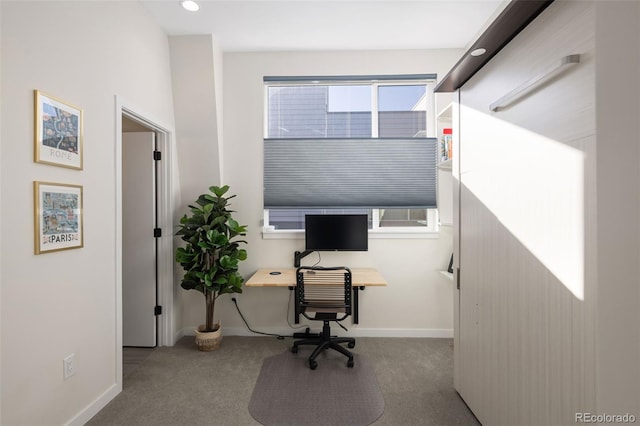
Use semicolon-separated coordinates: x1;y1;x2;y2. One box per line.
470;48;487;57
181;0;200;12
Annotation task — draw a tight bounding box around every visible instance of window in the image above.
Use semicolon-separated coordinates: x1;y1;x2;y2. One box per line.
264;75;438;233
266;80;432;138
265;208;438;231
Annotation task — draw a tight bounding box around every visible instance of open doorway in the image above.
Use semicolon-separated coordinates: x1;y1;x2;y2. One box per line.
115;98;174;385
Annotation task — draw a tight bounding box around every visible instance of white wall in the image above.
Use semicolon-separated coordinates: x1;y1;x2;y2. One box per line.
179;49;463;337
168;35;226;339
0;2;176;424
169;35;223;205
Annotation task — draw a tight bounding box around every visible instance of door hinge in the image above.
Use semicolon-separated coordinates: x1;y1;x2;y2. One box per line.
153;150;161;161
456;267;460;290
154;305;162;316
154;228;162;238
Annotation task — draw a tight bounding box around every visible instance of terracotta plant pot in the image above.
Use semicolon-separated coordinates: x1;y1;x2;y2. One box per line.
194;322;222;351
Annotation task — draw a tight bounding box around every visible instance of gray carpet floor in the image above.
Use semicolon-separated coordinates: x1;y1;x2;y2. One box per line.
249;351;384;425
123;347;156;378
88;336;480;426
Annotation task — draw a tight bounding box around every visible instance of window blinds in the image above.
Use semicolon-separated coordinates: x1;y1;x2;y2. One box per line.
264;138;438;209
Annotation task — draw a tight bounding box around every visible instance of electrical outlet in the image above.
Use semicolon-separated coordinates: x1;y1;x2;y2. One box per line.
63;354;76;380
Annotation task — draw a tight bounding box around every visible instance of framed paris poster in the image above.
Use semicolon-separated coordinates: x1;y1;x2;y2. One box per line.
34;181;84;254
34;90;83;170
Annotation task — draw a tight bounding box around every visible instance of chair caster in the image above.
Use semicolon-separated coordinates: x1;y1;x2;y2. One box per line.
347;358;354;368
347;342;355;349
291;346;298;354
309;360;318;370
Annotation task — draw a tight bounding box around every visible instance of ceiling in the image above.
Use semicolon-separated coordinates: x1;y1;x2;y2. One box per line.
139;0;506;52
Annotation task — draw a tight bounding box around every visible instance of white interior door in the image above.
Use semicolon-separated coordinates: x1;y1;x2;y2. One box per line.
122;131;157;347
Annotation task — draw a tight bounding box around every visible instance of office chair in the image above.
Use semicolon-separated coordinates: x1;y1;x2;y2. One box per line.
291;266;355;370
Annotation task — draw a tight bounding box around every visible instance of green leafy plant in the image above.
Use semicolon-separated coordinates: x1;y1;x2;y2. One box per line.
175;185;248;332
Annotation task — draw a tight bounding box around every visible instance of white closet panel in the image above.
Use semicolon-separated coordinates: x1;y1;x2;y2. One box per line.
456;1;597;424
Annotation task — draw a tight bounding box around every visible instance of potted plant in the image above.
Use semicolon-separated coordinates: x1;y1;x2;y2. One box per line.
175;185;248;351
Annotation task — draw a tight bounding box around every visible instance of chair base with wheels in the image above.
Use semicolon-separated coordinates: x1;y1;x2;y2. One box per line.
292;313;355;370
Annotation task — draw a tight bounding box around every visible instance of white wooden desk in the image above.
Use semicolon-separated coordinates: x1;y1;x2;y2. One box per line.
245;267;387;323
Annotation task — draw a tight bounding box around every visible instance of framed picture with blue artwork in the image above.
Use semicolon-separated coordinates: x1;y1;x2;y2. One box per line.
34;90;83;170
34;181;84;254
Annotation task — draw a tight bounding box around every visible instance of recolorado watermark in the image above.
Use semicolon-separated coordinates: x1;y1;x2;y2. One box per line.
576;413;637;423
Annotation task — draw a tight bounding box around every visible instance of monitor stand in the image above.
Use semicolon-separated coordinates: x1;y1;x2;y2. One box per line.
294;250;314;267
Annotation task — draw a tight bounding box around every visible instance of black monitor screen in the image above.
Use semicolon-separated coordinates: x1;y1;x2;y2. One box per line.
305;214;368;251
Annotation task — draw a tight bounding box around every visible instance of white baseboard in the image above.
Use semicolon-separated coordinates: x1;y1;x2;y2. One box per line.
173;327;185;344
180;326;453;339
66;383;121;426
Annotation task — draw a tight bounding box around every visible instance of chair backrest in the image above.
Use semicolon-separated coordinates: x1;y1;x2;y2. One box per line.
296;266;352;321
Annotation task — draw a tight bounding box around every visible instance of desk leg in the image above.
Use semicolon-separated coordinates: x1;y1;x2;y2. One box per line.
352;286;364;324
288;286;299;324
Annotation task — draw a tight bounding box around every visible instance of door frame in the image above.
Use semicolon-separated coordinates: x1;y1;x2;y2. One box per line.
114;95;175;384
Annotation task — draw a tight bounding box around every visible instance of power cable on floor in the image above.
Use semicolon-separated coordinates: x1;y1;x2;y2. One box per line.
231;297;287;340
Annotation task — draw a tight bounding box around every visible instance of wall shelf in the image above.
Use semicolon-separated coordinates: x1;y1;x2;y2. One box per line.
437;103;454;168
438;158;452;170
437;103;453;120
440;270;454;281
436;99;454;225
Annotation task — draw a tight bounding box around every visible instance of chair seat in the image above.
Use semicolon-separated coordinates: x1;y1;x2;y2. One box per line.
312;312;338;320
306;306;346;314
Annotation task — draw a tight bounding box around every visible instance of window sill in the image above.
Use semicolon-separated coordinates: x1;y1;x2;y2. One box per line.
261;228;440;240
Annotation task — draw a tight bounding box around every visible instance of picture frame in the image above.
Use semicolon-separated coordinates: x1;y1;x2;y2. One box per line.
34;90;83;170
34;181;84;254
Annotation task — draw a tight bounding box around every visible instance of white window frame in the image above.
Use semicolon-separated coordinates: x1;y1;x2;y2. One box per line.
262;208;439;239
263;77;439;238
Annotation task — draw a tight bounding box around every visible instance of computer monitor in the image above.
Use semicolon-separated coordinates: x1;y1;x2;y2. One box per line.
304;214;368;251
